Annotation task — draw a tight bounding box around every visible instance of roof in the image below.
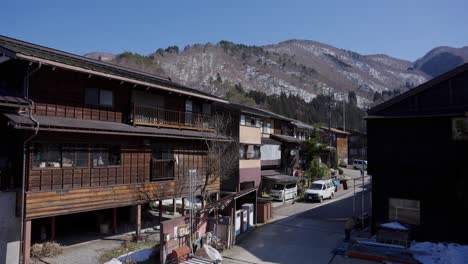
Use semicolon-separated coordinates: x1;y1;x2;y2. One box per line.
0;95;29;108
367;62;468;116
262;174;299;184
320;126;350;135
4;113;230;141
261;137;282;145
222;102;295;121
292;121;314;130
312;179;333;184
270;133;303;143
0;35;227;103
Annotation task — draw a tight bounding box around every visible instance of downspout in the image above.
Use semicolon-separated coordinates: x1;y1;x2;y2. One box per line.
19;62;41;264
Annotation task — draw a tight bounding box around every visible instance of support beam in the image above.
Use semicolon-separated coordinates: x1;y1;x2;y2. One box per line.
113;208;118;234
136;205;141;239
182;198;186;216
172;199;177;215
159;200;163;225
50;216;56;241
23;220;31;264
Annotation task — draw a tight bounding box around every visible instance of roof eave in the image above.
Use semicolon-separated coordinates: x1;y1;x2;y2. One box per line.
13;53;228;104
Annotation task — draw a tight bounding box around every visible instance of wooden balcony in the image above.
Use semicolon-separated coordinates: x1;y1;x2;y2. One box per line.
132;104;213;130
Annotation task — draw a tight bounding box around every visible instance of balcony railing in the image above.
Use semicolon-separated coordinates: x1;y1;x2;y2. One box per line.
132;104;213;130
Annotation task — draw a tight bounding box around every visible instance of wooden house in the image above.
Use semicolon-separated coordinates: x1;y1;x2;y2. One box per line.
367;62;468;243
0;35;228;264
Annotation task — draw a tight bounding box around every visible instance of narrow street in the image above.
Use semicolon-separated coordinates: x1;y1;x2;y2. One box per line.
222;168;372;264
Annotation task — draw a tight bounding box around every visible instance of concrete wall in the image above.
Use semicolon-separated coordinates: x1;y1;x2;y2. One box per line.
160;213;209;264
239;159;261;188
239;126;261;145
0;192;20;264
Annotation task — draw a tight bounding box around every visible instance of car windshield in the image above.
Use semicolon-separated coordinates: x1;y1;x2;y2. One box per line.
309;183;323;190
272;184;284;190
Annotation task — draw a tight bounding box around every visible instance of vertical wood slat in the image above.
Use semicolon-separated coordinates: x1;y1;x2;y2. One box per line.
33;103;121;122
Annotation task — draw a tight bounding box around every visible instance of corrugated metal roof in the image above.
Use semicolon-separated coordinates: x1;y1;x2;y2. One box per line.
0;35;225;103
4;113;230;141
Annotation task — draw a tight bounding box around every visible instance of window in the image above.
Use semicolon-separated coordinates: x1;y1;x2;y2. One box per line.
62;144;88;168
32;144;61;168
239;145;247;159
253;145;261;159
151;148;174;181
262;122;272;134
32;143;89;168
93;145;121;167
240;115;246;125
85;88;113;107
389;198;420;225
240;144;261;160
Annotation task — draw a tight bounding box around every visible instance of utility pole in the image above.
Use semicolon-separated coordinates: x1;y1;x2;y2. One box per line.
343;93;346;132
328;88;332;167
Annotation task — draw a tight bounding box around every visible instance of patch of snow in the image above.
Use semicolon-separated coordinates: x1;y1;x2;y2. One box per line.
380;222;408;231
410;241;468;264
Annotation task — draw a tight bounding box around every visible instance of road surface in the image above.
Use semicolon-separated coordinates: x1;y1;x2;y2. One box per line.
222;168;372;264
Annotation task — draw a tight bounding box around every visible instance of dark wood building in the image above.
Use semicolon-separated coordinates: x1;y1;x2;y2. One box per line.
367;63;468;243
347;130;367;164
0;36;228;264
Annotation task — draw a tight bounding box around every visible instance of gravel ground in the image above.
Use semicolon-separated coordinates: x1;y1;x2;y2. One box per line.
33;238;123;264
33;228;160;264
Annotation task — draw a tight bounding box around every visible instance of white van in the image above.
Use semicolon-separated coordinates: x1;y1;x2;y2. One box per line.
305;180;335;203
353;159;367;170
269;183;297;202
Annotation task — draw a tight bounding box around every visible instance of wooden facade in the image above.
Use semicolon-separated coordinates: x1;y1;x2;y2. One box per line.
367;63;468;243
23;134;218;220
0;54;222;221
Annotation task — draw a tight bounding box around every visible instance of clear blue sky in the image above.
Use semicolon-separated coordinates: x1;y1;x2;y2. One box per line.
2;0;467;61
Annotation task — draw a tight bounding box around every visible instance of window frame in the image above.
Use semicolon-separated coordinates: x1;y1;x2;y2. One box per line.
31;143;90;169
85;87;114;108
388;198;421;225
150;147;175;181
239;144;261;160
92;145;121;168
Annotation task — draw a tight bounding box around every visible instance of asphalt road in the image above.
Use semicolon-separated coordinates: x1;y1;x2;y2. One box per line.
222;168;372;264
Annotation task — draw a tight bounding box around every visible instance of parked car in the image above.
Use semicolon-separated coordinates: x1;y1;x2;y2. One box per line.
269;183;297;202
305;179;335;202
353;159;367;170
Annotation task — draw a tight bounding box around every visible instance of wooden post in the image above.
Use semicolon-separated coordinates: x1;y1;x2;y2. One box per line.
159;200;163;225
182;197;186;216
136;204;141;238
24;220;31;264
216;192;220;201
113;208;118;234
172;199;177;215
50;216;56;241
